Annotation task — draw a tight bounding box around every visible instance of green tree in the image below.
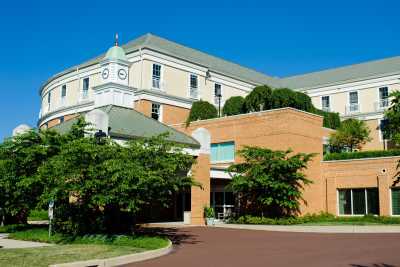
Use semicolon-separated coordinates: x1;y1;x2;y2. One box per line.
186;100;218;126
227;147;315;217
328;118;371;152
244;85;273;112
222;96;245;116
383;91;400;145
0;130;64;224
38;134;197;235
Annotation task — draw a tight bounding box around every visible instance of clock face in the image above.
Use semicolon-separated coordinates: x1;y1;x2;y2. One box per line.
102;68;109;79
118;69;127;80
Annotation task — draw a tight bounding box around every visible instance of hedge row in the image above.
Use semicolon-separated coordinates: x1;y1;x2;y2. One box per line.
228;213;400;225
323;149;400;161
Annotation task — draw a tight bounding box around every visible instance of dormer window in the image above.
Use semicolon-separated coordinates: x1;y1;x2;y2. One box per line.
152;64;161;89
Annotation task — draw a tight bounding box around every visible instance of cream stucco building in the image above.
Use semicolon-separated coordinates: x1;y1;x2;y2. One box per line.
38;33;400;150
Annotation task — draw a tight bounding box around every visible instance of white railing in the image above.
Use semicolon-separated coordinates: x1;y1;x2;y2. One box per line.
374;99;389;111
80;90;89;101
345;103;360;115
322;106;331;112
152;77;161;89
190;87;198;99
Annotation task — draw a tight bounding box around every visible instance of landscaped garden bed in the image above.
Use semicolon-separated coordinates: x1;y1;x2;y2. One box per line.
228;213;400;225
0;226;169;267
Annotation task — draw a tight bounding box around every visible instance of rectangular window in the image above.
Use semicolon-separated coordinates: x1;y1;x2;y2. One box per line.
211;142;235;162
82;77;89;99
61;85;67;106
189;74;198;99
321;96;330;111
152;64;161;89
338;188;379;215
348;91;359;113
47;91;51;111
151;103;161;121
391;188;400;215
214;83;222;105
59;116;64;123
379;87;389;108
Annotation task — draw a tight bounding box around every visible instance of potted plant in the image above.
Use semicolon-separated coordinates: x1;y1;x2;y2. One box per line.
204;206;215;226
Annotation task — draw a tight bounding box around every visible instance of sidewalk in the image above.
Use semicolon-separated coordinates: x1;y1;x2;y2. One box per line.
0;234;53;249
214;223;400;233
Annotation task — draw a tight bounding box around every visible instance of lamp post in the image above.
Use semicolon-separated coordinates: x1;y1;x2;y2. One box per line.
215;86;222;117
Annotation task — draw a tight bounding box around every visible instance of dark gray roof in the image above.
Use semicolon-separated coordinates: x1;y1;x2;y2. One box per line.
51;105;200;148
40;33;279;94
280;56;400;90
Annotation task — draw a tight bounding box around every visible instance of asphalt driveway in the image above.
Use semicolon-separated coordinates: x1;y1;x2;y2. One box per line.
124;227;400;267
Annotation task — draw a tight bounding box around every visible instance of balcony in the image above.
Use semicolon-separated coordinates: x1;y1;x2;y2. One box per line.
79;90;90;102
345;103;360;115
322;106;331;112
374;99;390;112
152;77;161;89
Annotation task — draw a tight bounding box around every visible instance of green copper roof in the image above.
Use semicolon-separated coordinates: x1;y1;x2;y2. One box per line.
51;105;200;148
104;45;128;61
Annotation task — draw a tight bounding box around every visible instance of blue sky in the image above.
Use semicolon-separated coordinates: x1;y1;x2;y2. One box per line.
0;0;399;140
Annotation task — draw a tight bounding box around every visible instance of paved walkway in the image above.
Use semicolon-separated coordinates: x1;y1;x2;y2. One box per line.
0;234;52;249
215;223;400;233
123;227;400;267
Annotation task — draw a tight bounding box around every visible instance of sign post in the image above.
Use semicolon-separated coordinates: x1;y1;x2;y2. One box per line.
48;200;54;238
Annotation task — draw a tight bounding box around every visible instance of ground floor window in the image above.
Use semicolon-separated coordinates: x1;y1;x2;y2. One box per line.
151;103;161;121
338;188;379;215
210;191;235;219
391;188;400;215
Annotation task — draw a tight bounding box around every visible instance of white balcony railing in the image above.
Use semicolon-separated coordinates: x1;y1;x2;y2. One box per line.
345;103;360;115
322;106;331;112
374;99;389;111
152;77;161;89
80;90;89;101
190;87;198;99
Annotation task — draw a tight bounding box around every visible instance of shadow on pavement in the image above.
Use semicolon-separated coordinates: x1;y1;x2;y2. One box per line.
135;227;201;246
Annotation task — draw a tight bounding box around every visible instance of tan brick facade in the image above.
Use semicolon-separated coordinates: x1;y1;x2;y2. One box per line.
322;157;400;215
174;108;326;215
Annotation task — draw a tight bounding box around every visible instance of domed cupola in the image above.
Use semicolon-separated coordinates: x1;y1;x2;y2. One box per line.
94;33;134;108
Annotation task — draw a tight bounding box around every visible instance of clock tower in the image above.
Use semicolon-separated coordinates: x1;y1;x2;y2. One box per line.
94;34;135;108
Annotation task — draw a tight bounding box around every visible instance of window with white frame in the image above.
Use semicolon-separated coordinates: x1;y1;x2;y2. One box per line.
338;188;379;215
82;77;89;99
348;91;359;112
61;85;67;106
214;83;222;105
321;96;330;111
47;91;51;111
152;64;161;89
189;74;198;99
379;87;389;108
151;103;161;121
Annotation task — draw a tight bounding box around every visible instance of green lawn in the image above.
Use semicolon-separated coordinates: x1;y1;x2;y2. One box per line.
0;244;144;267
1;228;169;267
27;210;48;221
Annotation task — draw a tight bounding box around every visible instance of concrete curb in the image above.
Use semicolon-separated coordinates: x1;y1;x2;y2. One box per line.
49;239;173;267
215;224;400;233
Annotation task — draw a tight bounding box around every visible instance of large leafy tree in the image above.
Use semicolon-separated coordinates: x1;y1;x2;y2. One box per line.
383;91;400;146
38;134;196;235
0;130;65;224
328;118;371;152
227;147;315;217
